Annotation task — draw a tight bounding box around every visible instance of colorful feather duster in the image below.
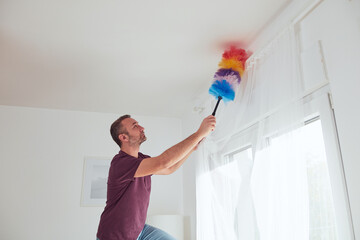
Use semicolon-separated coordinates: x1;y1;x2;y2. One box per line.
209;46;249;116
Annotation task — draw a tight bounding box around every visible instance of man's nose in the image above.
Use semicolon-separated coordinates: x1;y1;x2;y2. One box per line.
139;125;144;132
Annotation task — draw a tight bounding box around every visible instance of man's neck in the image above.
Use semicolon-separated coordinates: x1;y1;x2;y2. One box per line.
120;145;140;158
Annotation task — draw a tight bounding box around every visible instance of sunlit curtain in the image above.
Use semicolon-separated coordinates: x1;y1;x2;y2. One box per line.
196;26;308;240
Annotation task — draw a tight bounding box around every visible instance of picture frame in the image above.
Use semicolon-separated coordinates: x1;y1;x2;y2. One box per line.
81;156;111;207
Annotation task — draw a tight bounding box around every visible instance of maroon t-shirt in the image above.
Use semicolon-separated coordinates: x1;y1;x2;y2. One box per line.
97;150;152;240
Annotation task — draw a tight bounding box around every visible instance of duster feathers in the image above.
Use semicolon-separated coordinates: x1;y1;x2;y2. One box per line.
209;46;249;115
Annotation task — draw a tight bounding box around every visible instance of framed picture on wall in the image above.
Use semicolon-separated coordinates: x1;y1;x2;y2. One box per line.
81;156;111;206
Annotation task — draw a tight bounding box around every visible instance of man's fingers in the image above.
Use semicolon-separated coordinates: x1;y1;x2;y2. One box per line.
206;115;216;120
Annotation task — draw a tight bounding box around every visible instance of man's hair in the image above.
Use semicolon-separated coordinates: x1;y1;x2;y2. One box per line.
110;114;131;148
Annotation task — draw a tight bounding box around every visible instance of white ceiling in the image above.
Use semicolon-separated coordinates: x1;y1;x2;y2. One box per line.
0;0;291;118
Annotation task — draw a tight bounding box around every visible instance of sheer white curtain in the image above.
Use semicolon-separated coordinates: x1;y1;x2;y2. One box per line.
196;26;308;240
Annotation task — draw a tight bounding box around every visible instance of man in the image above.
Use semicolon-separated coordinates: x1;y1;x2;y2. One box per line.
97;114;216;240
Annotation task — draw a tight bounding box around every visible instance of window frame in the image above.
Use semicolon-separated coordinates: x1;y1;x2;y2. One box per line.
303;91;355;239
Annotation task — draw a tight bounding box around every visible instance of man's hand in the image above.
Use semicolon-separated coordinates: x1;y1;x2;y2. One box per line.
196;115;216;139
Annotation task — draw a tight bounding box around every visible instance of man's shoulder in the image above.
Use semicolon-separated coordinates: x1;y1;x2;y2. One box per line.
109;152;142;172
111;151;150;163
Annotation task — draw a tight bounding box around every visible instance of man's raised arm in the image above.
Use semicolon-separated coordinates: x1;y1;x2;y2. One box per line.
134;115;216;177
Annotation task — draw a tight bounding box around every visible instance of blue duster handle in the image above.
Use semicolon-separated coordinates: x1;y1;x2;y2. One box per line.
212;96;222;116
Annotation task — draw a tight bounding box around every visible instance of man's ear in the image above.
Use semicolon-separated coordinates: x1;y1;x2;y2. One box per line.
118;134;128;143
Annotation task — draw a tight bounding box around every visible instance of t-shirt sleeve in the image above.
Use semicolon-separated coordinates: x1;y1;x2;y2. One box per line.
109;157;143;183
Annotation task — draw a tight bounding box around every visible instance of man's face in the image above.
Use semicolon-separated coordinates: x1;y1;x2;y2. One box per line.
121;118;147;146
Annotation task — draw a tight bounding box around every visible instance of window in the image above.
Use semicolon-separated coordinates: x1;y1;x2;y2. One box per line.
209;147;258;240
205;93;354;239
268;118;338;239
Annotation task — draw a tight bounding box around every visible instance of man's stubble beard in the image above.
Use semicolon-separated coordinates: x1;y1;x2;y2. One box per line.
129;134;147;146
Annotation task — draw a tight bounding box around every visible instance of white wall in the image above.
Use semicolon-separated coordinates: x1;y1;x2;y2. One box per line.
0;105;183;240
